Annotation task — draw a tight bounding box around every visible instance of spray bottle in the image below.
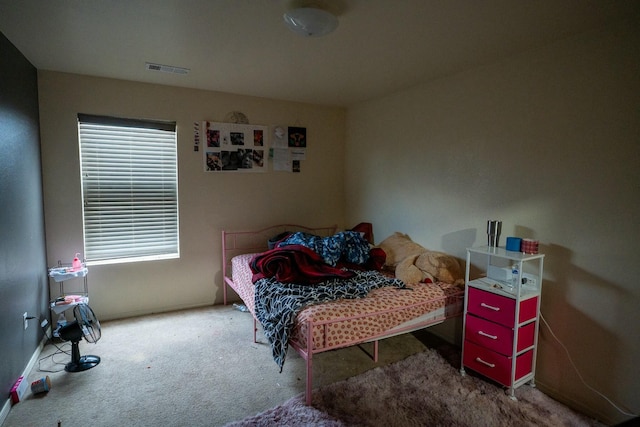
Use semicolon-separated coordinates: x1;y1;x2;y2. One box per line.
72;253;82;271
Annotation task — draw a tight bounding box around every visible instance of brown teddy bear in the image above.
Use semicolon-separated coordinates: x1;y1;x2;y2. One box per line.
377;232;464;286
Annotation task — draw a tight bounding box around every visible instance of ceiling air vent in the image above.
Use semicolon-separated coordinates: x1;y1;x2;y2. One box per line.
145;62;190;75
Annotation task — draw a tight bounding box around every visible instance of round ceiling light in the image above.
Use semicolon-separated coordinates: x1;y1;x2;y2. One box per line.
283;7;338;37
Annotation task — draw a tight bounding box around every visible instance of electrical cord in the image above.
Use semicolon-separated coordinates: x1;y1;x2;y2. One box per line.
37;346;71;374
540;313;638;418
37;318;71;373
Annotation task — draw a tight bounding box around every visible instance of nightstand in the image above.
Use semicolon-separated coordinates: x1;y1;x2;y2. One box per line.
460;246;544;400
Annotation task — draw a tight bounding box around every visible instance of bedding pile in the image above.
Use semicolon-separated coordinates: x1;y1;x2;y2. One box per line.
250;231;405;370
250;245;355;284
275;231;372;266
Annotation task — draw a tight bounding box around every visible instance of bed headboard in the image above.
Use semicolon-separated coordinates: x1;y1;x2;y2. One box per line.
221;224;337;295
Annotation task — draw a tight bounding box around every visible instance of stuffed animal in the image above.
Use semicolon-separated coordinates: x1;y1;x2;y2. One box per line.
377;232;464;286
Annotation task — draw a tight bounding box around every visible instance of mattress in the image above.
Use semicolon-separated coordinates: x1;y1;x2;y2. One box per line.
231;253;463;352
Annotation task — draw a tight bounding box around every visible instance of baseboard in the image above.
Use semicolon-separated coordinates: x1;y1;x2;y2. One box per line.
0;326;51;426
0;399;10;427
102;302;214;322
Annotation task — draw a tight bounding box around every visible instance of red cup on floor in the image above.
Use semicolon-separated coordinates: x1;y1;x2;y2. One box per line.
31;376;51;394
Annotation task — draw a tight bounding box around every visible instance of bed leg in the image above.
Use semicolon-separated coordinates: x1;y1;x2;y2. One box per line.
253;318;257;343
305;322;313;405
306;356;313;405
373;340;379;363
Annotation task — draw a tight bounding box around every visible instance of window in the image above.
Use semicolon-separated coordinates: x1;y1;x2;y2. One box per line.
78;114;179;264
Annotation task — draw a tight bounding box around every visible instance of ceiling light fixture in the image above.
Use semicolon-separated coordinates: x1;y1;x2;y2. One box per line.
283;7;338;37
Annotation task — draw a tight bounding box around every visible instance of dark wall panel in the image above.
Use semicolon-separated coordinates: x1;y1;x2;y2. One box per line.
0;31;49;396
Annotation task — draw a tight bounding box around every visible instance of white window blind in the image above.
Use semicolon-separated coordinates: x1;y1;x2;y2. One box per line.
78;114;179;264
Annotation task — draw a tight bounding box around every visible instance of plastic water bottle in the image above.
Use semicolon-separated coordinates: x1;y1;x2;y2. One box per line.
511;264;519;287
54;313;67;337
233;303;249;312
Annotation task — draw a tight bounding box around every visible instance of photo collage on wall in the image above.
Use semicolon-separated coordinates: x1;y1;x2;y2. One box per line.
271;126;306;172
200;121;267;172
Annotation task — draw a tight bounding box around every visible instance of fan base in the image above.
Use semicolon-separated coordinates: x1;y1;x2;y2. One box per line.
65;355;101;372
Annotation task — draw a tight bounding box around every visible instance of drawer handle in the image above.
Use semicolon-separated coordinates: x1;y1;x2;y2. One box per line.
478;330;497;340
480;302;500;311
475;357;496;368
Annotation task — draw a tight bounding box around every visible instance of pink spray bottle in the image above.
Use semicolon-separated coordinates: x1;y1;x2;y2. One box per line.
72;253;83;271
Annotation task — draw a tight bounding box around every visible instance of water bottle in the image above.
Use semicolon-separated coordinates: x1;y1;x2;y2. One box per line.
511;264;519;287
233;303;249;312
54;313;67;337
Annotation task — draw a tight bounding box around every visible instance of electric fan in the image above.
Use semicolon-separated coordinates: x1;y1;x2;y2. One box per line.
58;303;102;372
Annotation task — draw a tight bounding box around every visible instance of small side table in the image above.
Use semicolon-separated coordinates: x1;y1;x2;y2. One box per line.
48;262;89;336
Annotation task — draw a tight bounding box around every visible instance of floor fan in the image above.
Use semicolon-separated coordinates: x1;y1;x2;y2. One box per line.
58;303;102;372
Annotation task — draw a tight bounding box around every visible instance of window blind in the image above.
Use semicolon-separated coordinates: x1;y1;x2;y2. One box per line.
78;114;179;263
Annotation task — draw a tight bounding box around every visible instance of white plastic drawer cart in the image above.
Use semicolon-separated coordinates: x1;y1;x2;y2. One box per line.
460;246;544;400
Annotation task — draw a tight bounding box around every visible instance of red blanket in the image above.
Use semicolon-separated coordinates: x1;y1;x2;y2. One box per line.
250;245;356;284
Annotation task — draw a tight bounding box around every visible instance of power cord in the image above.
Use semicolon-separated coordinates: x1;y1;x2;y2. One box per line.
540;313;638;418
37;345;71;374
37;318;71;373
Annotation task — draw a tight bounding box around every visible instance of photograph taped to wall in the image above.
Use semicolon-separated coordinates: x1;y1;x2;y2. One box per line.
272;148;291;172
202;121;268;172
193;121;200;152
291;148;306;160
288;126;306;147
271;125;287;148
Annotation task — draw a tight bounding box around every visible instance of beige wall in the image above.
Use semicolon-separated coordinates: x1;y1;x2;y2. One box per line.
37;18;638;425
345;20;639;424
38;72;346;320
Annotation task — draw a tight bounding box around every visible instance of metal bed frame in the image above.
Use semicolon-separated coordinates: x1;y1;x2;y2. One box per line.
222;224;464;405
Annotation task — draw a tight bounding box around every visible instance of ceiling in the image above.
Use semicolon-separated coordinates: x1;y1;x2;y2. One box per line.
1;0;637;107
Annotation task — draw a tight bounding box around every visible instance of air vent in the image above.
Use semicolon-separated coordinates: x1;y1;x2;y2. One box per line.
145;62;190;75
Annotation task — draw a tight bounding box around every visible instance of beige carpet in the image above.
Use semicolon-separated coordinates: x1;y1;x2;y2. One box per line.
3;304;430;427
3;304;603;426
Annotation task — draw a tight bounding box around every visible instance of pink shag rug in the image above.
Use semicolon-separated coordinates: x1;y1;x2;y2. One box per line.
225;347;604;427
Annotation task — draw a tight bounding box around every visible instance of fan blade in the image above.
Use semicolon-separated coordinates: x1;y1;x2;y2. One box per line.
74;303;102;343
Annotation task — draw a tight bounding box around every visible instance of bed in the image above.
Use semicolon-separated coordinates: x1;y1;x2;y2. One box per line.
222;224;464;405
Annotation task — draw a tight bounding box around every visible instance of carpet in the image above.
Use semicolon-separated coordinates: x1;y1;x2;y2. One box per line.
225;347;604;427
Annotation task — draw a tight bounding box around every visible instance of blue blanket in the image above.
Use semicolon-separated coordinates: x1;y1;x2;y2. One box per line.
276;230;371;266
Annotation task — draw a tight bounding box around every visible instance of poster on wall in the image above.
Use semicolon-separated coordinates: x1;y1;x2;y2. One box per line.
202;121;267;172
272;148;291;172
287;126;306;171
193;121;200;152
287;126;306;147
268;125;307;172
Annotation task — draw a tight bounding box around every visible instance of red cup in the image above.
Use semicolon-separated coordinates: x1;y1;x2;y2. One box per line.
31;376;51;394
521;239;539;254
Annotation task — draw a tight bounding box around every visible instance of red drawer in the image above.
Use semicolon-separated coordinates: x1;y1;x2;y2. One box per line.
467;287;538;327
463;340;533;387
465;314;535;356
